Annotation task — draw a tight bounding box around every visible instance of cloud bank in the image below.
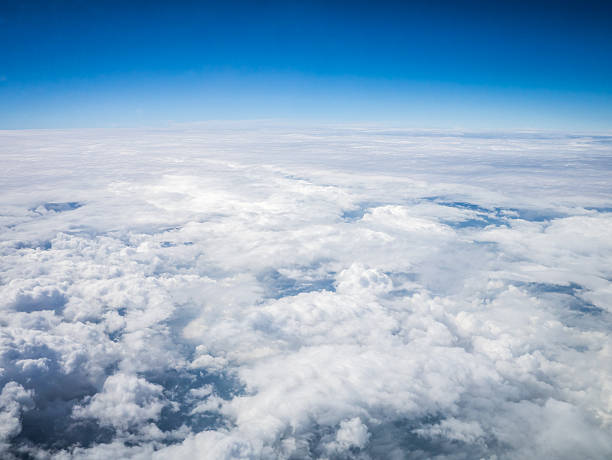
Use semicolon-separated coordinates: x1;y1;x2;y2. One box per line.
0;124;611;459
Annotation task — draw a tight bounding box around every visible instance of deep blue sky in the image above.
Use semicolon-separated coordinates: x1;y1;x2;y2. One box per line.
1;0;611;130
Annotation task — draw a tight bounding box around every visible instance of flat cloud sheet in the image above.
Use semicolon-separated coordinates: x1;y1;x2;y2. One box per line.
0;124;611;459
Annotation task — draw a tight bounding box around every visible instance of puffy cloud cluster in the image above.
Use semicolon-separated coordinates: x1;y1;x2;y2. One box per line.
0;382;34;449
0;124;611;459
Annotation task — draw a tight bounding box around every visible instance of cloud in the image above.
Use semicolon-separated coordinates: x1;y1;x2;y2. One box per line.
0;124;610;458
73;374;166;430
0;382;34;446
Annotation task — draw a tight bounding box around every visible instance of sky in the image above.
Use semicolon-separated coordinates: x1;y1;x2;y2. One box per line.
1;0;612;130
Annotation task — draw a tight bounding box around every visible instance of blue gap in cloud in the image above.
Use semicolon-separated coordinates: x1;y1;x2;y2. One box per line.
423;197;567;228
143;368;244;435
258;267;336;299
584;206;612;213
29;202;84;214
17;409;115;451
365;415;498;460
9;345;108;451
423;198;507;228
385;271;419;298
520;282;603;315
341;202;384;222
10;289;67;313
160;241;195;248
14;240;53;250
43;202;83;212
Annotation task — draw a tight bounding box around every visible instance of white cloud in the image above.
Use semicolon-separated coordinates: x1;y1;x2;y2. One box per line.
73;374;165;430
0;382;34;447
0;124;610;458
329;417;370;451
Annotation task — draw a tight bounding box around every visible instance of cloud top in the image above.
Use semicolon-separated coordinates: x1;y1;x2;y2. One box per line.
0;125;610;459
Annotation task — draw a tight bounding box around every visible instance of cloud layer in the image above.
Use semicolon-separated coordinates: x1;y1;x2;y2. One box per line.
0;124;611;459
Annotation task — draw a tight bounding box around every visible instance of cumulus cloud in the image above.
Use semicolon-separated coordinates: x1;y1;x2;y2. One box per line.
73;374;166;430
0;382;34;446
0;124;610;458
325;417;371;453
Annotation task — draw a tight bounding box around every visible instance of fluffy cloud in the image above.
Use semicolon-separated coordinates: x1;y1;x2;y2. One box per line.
0;382;34;446
73;374;165;430
0;124;610;458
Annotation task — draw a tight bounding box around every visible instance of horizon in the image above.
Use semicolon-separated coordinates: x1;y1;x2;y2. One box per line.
2;120;612;136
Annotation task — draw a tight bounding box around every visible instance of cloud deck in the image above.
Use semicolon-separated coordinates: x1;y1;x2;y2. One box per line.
0;125;611;459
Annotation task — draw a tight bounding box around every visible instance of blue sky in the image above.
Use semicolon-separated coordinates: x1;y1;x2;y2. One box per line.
1;0;611;130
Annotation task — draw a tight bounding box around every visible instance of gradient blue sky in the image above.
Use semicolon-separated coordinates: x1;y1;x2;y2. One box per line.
1;0;611;130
